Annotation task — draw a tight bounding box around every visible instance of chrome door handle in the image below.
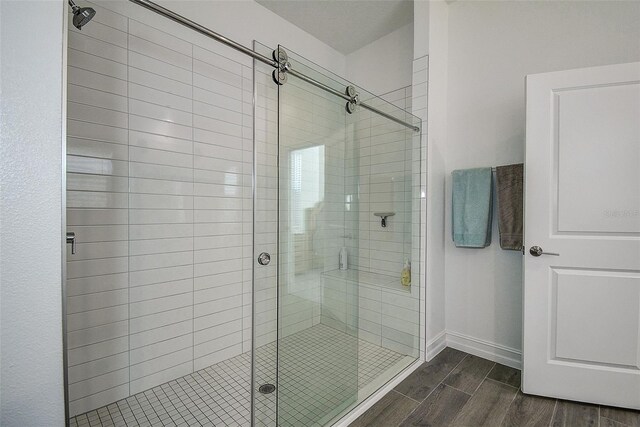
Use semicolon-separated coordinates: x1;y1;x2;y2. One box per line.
257;252;271;265
529;245;559;257
66;232;76;255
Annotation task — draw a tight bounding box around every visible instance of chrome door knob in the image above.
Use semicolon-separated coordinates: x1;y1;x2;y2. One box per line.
529;246;560;257
257;252;271;265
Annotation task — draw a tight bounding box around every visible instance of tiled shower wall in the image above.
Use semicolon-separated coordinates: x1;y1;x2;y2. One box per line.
412;55;429;360
348;86;414;278
65;2;253;416
65;1;426;417
337;87;421;356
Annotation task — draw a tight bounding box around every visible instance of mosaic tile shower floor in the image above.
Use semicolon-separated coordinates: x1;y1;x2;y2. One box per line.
70;324;410;427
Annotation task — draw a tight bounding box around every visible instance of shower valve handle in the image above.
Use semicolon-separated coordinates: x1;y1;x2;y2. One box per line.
66;232;77;255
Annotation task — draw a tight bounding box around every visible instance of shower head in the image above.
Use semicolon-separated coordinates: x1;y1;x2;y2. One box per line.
68;0;96;30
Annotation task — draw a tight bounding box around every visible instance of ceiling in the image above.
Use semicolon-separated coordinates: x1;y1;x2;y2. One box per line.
255;0;414;54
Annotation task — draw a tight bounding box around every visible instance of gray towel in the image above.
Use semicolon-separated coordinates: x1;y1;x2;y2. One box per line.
495;163;524;251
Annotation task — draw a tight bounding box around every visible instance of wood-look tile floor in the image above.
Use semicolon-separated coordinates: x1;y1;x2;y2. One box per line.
350;347;640;427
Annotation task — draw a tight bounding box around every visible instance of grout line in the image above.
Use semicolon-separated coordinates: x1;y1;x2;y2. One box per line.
549;399;559;427
126;14;132;404
467;361;496;395
443;382;474;397
68;62;127;83
126;15;251;70
483;377;519;390
191;41;196;388
392;352;473;426
497;381;521;427
391;388;421;404
439;353;469;386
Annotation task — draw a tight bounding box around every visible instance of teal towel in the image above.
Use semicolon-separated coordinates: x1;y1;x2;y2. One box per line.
452;168;493;248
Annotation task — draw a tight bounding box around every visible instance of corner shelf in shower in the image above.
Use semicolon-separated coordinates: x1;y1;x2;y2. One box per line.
322;269;411;293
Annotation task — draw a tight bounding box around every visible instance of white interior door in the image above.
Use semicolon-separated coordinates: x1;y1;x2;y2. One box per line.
523;61;640;410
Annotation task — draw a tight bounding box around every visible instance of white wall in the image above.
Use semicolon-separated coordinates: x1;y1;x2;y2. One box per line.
439;1;640;366
0;1;66;425
347;23;414;95
416;0;449;359
413;0;428;60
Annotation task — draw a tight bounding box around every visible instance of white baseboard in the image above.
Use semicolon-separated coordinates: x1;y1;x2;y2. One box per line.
426;330;447;361
446;331;522;369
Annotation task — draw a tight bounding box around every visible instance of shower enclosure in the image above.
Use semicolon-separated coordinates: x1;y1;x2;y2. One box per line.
64;2;423;426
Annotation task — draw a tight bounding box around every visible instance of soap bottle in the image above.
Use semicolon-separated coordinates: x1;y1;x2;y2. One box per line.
339;247;348;270
401;258;411;286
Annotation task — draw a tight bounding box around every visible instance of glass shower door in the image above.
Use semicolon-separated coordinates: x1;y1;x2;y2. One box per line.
253;42;280;427
253;42;422;427
276;46;359;427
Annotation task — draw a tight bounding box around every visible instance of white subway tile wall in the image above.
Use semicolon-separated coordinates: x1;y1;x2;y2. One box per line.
66;2;253;416
337;87;422;357
349;87;414;277
66;4;131;416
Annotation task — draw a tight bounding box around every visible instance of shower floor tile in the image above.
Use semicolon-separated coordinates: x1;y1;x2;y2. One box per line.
69;324;409;427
